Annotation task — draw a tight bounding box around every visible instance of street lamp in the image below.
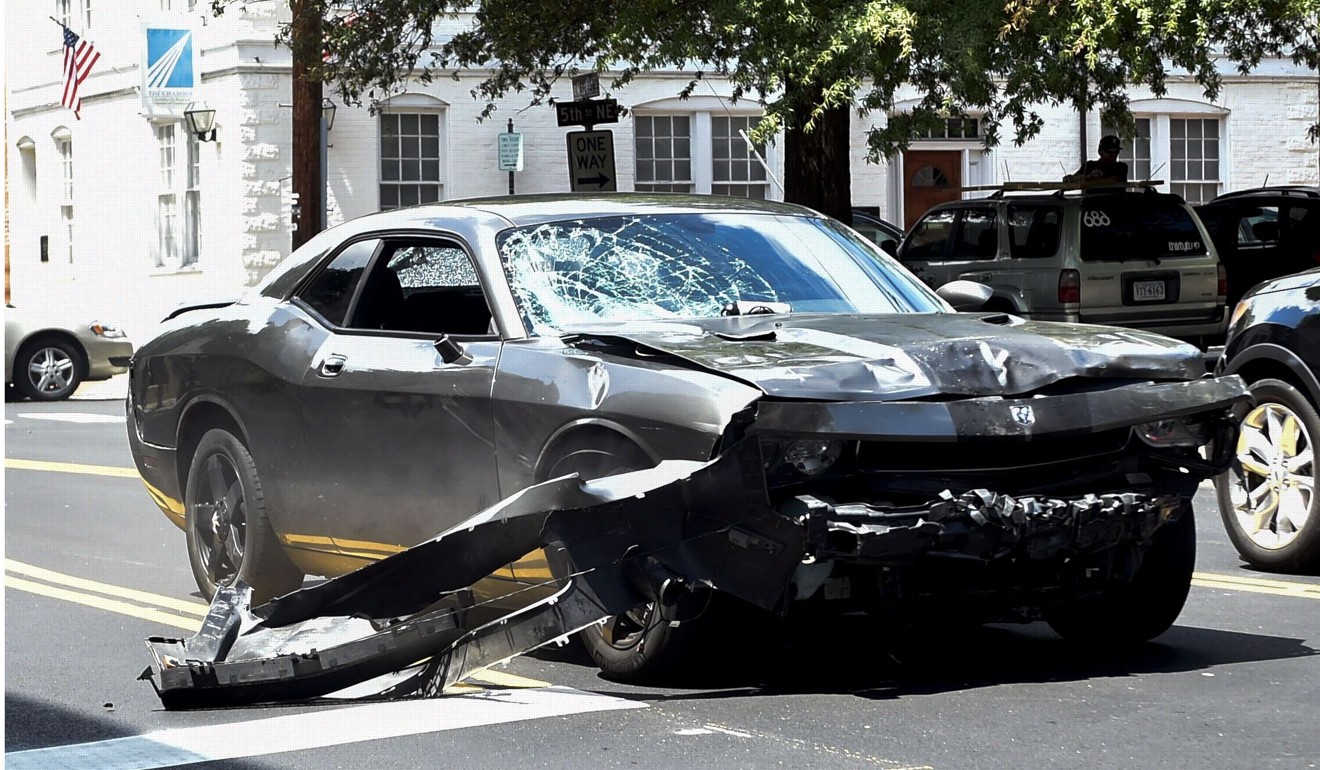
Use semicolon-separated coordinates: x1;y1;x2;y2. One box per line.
321;98;337;131
320;98;337;230
183;101;217;142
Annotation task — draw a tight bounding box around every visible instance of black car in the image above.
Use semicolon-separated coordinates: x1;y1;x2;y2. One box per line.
1215;267;1320;570
1196;186;1320;309
127;194;1247;688
849;208;904;254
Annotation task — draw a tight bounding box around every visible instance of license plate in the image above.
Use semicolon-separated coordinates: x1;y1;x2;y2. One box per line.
1133;280;1166;302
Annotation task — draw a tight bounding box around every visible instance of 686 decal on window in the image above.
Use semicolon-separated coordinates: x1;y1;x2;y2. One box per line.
1082;211;1112;227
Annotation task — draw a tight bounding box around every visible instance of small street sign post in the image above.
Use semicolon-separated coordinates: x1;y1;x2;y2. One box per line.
572;72;601;101
499;119;523;194
566;130;617;192
555;98;620;128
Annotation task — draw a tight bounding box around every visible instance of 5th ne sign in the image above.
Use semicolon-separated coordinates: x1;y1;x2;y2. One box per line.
566;130;617;192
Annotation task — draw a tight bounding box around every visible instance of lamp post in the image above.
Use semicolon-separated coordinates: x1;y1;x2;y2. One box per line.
183;101;217;142
320;98;336;231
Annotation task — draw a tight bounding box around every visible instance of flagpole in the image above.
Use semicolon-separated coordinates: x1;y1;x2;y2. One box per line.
48;16;68;28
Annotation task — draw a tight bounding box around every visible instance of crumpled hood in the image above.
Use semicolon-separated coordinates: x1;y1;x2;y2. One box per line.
565;312;1206;401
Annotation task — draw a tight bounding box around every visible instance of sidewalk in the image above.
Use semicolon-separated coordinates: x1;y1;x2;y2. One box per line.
71;374;129;401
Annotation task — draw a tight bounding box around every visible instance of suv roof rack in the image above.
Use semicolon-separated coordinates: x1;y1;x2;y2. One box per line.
955;180;1165;198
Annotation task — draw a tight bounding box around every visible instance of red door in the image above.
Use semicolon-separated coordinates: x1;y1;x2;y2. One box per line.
903;151;962;229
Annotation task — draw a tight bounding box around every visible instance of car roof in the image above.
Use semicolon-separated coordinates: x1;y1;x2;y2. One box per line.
393;193;819;228
920;189;1187;213
1202;186;1320;205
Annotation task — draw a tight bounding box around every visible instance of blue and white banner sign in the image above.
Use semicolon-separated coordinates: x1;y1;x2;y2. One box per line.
141;21;196;117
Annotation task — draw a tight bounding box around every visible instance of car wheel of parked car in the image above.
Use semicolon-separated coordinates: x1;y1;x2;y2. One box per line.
15;337;84;401
185;429;303;603
540;434;714;682
1215;378;1320;571
1046;503;1196;644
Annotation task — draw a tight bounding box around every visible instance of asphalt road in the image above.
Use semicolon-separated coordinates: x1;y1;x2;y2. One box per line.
5;392;1319;769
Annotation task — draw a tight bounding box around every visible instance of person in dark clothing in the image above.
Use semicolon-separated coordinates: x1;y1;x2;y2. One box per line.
1065;135;1129;185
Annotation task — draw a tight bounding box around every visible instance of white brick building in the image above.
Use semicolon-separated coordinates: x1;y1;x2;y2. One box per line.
7;2;1318;341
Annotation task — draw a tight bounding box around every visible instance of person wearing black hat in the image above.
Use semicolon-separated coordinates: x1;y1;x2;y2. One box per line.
1064;135;1129;186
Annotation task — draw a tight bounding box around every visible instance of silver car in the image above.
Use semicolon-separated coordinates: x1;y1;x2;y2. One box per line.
5;304;134;401
896;188;1228;346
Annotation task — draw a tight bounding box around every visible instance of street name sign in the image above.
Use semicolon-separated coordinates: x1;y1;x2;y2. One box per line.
566;130;617;191
556;98;619;128
572;73;601;101
497;132;524;172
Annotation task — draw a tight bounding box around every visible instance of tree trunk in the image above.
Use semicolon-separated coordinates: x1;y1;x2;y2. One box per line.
290;0;322;250
782;83;852;224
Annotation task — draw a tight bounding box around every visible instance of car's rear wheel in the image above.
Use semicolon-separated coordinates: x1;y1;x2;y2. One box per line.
185;429;302;603
1046;503;1196;644
1215;378;1320;571
15;337;84;401
541;434;716;683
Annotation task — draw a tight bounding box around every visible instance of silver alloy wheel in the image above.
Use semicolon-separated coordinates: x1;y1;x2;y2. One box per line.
1227;401;1316;550
26;345;76;396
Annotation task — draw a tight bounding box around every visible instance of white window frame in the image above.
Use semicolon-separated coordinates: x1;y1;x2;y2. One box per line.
56;0;73;29
1105;101;1228;203
153;122;201;269
631;103;781;200
378;111;445;210
1168;117;1222;204
634;114;694;193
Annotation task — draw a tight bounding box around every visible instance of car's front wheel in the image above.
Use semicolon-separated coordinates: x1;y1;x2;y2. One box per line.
1046;504;1196;644
541;434;718;683
184;429;302;603
1215;378;1320;571
15;337;84;401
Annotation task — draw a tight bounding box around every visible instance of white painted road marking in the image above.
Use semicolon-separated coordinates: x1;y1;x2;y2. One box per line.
16;412;126;423
5;687;646;770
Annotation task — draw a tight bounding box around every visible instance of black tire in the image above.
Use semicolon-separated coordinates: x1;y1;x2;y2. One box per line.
540;433;716;683
1046;504;1196;644
184;429;302;603
15;337;84;401
1215;378;1320;571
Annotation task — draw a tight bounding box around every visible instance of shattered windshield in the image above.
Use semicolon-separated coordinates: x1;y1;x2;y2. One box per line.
497;213;943;335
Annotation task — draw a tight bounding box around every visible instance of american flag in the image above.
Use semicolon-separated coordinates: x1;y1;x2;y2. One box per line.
61;25;100;119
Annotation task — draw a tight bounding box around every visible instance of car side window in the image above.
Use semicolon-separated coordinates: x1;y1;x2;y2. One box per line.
349;240;494;336
297;239;381;326
1239;206;1280;246
1008;205;1062;259
902;209;956;263
949;208;999;260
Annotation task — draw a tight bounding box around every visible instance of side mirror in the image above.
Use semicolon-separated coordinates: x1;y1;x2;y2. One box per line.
936;280;994;312
880;240;898;257
435;335;472;365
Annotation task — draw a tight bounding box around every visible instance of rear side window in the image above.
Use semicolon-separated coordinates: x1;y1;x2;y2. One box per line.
1079;196;1207;260
902;209;956;262
298;239;380;325
1008;205;1062;259
950;208;999;260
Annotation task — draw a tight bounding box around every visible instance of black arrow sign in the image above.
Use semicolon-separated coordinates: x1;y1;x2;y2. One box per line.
574;173;611;188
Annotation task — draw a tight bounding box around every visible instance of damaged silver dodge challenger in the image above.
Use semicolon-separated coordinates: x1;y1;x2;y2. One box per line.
127;195;1248;708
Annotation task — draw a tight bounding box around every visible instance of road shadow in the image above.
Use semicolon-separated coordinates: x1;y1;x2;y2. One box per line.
4;694;296;768
588;617;1317;703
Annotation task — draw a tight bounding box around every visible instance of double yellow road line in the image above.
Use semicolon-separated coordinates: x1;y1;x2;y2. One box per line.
1191;571;1320;599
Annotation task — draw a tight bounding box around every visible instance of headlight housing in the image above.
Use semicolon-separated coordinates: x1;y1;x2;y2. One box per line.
89;322;126;339
781;439;845;476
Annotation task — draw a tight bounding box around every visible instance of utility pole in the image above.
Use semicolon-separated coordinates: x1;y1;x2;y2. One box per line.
290;0;322;250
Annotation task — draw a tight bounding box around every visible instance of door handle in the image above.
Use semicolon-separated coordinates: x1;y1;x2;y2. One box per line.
318;355;346;377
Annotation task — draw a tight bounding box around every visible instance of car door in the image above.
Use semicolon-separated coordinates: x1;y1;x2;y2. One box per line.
292;235;502;565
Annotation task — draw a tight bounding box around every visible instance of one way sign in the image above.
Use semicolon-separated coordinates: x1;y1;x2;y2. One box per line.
566;130;617;192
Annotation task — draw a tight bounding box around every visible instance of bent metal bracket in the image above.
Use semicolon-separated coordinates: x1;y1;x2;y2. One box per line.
140;439;805;710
